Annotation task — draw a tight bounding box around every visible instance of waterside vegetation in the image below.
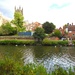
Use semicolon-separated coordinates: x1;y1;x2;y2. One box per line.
0;40;35;45
42;38;69;46
0;58;75;75
0;38;74;46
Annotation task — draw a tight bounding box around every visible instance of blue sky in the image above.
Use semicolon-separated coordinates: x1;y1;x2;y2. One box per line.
0;0;75;28
50;3;70;9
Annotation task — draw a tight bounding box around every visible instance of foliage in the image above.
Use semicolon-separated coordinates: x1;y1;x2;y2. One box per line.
42;21;55;34
0;58;75;75
33;27;46;42
52;29;62;38
42;38;58;46
72;40;75;45
0;58;23;75
0;58;48;75
58;40;68;46
0;22;17;35
42;38;68;46
11;11;25;32
51;66;75;75
0;40;35;45
0;38;69;46
63;24;69;27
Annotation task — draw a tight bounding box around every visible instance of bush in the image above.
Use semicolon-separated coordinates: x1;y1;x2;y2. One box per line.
0;58;48;75
51;67;75;75
0;58;23;75
73;40;75;45
58;40;68;46
42;38;58;46
0;22;17;36
42;38;68;46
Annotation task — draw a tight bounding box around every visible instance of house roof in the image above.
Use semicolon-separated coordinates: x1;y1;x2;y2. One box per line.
68;25;75;31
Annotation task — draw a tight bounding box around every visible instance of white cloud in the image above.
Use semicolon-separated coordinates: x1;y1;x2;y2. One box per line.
0;0;75;28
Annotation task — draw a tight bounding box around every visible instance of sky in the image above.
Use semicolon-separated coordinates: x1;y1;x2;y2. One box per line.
0;0;75;28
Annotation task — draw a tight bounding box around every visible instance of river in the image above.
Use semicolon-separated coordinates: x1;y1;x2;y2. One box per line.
0;45;75;71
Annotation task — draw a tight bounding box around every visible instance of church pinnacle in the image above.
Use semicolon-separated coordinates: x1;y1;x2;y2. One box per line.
15;6;23;15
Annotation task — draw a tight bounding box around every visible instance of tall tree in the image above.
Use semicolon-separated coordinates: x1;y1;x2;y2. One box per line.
33;27;45;42
11;11;25;32
42;21;55;34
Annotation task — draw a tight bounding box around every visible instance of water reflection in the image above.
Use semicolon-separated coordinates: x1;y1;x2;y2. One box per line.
0;45;24;61
41;47;75;71
22;47;35;64
0;45;75;71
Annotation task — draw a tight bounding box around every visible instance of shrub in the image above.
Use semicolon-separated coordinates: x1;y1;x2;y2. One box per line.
58;40;68;46
42;38;58;46
0;58;23;75
42;38;68;46
73;40;75;45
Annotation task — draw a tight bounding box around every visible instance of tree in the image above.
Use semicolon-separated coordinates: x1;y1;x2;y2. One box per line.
42;21;55;34
11;11;25;32
52;29;62;38
0;22;17;35
33;27;45;41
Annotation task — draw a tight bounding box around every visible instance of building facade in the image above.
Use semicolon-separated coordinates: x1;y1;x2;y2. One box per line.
59;23;75;40
25;22;42;31
0;12;10;26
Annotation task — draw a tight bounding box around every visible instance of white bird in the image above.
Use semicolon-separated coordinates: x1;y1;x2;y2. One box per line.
24;44;26;46
15;45;18;46
55;46;56;48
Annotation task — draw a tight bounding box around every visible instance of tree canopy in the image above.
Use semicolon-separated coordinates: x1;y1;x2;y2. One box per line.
11;11;25;32
52;29;62;38
33;27;45;41
42;21;55;34
0;22;17;35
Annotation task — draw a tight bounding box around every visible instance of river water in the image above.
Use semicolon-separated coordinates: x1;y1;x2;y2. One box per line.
0;45;75;71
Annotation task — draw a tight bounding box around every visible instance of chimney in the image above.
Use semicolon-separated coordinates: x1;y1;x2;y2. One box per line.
72;23;73;25
19;6;21;10
15;6;16;11
67;23;69;25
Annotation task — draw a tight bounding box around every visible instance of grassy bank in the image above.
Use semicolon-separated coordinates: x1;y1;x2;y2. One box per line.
0;38;75;46
0;39;69;46
0;40;35;45
42;38;69;46
0;58;75;75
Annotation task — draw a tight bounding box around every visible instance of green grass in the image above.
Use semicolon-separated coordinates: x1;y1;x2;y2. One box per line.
42;38;68;46
0;39;74;46
0;58;75;75
0;40;35;45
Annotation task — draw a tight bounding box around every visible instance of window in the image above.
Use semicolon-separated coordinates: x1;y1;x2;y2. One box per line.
69;31;72;33
73;34;74;35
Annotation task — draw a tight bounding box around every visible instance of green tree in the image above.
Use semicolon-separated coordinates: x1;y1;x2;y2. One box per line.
42;21;55;34
0;22;17;35
11;11;25;32
52;29;62;38
33;27;45;42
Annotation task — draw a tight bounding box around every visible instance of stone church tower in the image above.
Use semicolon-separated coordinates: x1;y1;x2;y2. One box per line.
15;6;23;15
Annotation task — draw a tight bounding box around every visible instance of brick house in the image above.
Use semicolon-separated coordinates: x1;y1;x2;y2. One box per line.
59;23;75;40
25;22;42;31
59;27;65;36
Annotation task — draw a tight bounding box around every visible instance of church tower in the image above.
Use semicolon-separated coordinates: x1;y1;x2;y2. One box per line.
15;6;23;15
